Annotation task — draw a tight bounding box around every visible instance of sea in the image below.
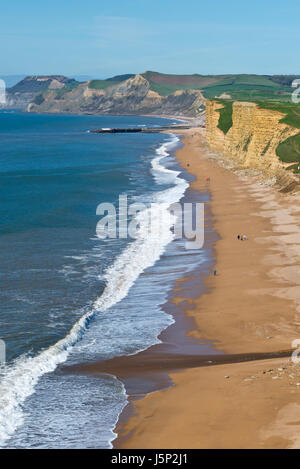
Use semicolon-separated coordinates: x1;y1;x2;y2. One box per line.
0;111;211;448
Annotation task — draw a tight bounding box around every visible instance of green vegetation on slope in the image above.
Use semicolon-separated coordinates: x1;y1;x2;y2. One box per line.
106;74;135;82
277;135;300;169
257;102;300;170
53;81;80;98
32;93;45;105
88;79;122;90
40;82;80;101
216;100;233;134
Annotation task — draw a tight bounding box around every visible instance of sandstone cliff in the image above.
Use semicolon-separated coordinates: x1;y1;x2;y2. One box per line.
206;100;300;189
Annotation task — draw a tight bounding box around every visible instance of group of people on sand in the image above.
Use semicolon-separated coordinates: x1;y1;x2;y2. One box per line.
237;234;247;241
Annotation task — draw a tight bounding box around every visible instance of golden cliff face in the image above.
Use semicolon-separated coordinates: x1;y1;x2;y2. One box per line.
206;100;299;185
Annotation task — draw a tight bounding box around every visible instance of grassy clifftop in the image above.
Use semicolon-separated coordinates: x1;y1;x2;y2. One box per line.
88;75;135;90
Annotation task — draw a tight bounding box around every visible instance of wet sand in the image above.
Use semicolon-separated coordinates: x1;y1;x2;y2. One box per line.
112;128;300;449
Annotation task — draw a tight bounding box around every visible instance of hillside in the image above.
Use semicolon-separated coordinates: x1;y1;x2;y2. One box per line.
10;75;78;93
5;75;80;109
3;71;299;116
26;74;206;116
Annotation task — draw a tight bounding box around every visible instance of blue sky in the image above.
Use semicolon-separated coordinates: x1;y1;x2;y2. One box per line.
1;0;299;77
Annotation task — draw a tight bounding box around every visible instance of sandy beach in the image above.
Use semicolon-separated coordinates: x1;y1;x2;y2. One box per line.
111;127;300;449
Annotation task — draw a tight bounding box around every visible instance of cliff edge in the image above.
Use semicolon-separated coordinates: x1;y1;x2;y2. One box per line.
206;100;300;191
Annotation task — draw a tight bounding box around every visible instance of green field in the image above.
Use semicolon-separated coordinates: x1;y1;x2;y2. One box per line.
142;71;294;101
203;85;291;101
142;72;206;96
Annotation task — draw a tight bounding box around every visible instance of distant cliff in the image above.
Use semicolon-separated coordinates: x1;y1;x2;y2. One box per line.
206;100;300;190
5;72;298;119
5;75;79;109
27;74;206;116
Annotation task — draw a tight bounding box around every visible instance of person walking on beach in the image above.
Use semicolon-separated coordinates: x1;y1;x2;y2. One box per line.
213;269;217;276
237;235;240;240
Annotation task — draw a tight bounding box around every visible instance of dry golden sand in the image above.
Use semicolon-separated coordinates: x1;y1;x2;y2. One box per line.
118;128;300;449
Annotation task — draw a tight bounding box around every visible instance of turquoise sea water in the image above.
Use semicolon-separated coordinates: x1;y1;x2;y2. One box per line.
0;111;209;448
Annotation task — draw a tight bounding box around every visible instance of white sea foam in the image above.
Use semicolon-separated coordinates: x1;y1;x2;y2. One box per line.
0;134;188;447
151;137;182;186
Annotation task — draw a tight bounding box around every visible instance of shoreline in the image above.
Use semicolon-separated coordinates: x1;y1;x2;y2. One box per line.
112;128;300;449
63;133;219;446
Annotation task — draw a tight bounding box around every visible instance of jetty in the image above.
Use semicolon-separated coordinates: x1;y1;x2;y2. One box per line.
90;124;203;134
